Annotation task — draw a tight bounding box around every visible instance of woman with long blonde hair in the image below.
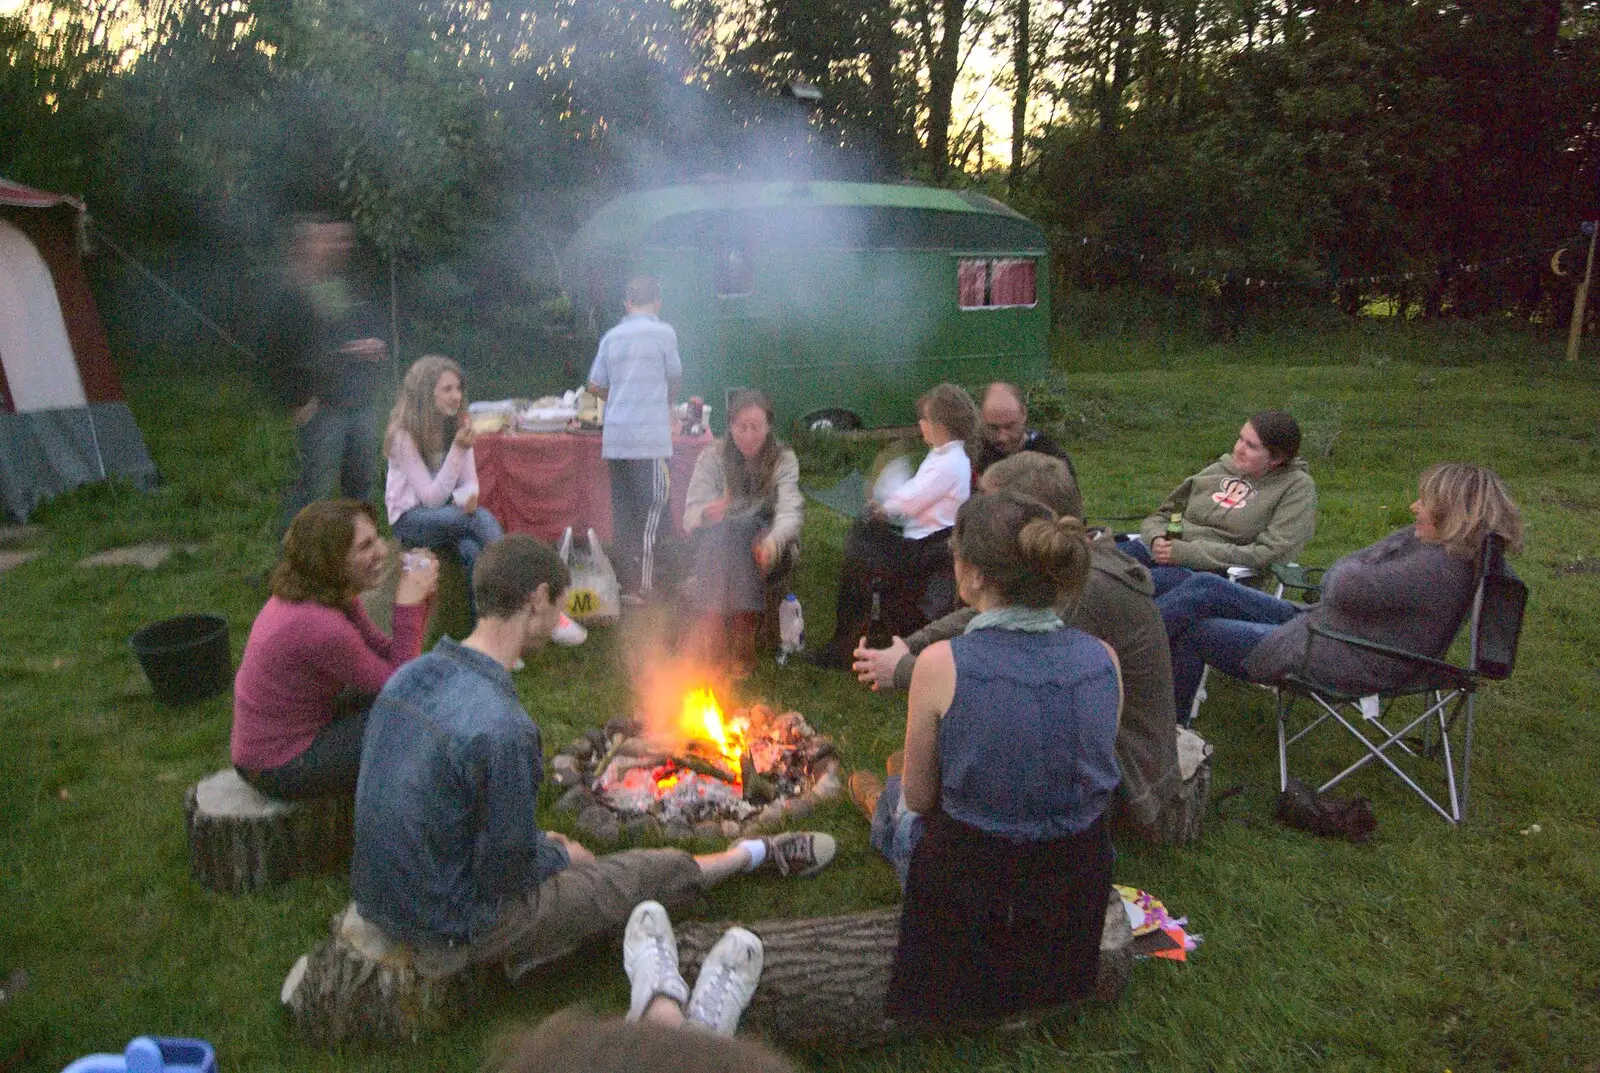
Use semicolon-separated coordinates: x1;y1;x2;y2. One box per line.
1157;462;1523;713
384;355;504;619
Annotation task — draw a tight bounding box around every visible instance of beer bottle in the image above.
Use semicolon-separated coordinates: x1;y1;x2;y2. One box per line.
1165;512;1184;543
865;580;893;649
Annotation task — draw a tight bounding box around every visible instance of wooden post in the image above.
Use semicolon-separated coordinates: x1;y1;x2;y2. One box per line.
1568;222;1598;363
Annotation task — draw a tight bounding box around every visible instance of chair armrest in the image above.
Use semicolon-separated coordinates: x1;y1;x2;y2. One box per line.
1271;563;1324;599
1302;622;1476;690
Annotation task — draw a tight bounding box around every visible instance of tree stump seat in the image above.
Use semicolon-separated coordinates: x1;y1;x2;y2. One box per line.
282;904;481;1045
183;769;353;894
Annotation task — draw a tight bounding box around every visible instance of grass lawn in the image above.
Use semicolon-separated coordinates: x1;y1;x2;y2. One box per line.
2;320;1598;1071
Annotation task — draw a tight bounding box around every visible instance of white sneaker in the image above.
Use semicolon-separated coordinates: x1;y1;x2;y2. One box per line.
511;658;526;672
551;612;588;647
684;926;764;1037
623;901;689;1022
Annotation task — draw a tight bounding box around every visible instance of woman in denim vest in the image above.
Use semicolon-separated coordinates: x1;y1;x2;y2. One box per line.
871;490;1124;1027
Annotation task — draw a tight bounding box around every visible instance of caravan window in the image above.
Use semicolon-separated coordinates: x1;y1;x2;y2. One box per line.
956;257;1037;310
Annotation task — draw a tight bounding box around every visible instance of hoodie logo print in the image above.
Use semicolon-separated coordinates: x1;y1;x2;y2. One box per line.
1212;477;1255;510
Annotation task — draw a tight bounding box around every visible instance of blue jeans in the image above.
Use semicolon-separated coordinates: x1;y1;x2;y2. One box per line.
1157;572;1303;715
278;403;380;534
393;505;505;619
1119;536;1197;597
869;775;925;890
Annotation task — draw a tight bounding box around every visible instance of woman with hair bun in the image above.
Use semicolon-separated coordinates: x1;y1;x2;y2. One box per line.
1130;408;1317;595
868;490;1124;1027
1158;462;1523;715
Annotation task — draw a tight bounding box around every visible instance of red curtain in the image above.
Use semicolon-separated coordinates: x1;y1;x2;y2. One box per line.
989;259;1036;307
958;259;988;308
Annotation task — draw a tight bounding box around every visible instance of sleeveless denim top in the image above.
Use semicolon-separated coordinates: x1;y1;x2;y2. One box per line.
938;627;1121;841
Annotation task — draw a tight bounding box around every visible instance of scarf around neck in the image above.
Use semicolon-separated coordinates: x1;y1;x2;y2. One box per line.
965;606;1063;634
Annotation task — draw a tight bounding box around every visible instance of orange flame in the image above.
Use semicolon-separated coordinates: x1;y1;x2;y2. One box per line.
681;686;745;774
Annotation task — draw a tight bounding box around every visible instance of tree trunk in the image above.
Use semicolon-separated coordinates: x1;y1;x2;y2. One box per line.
676;889;1134;1050
184;770;353;894
925;0;969;177
1009;0;1030;187
865;1;908;169
283;905;483;1045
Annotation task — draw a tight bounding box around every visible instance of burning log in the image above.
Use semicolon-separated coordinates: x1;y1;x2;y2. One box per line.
588;735;628;793
670;754;740;785
675;889;1134;1050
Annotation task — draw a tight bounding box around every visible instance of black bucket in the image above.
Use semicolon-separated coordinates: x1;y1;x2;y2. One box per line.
130;614;232;707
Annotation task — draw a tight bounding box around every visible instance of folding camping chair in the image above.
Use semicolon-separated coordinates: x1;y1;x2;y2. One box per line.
1274;534;1527;825
1182;559;1322;725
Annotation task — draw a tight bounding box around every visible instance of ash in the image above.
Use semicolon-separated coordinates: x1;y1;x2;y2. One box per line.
603;769;756;823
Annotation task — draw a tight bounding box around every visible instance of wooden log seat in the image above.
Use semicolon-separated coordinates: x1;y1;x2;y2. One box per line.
674;889;1135;1050
183;769;353;894
282;904;482;1046
284;892;1133;1048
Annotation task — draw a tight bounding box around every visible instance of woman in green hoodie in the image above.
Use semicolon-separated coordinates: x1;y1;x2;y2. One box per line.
1128;409;1316;596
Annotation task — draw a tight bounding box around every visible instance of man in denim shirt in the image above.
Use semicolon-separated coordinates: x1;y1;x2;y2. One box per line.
352;534;836;981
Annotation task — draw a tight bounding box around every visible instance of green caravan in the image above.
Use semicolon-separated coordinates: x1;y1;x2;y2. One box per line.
567;180;1050;431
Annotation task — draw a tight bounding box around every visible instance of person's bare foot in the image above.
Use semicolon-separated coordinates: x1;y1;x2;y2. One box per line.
849;772;885;822
885;750;905;778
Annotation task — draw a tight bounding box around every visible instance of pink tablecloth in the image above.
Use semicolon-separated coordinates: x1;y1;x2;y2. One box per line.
475;431;713;545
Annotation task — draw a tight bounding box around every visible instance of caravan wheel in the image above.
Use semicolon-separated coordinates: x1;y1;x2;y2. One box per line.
803;409;863;432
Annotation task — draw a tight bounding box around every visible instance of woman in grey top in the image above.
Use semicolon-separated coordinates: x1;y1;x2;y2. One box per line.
1157;463;1523;714
682;390;802;678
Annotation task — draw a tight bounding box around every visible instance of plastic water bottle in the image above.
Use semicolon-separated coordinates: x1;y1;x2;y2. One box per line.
777;594;804;665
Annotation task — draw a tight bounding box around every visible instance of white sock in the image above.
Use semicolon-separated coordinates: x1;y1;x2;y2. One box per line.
736;839;766;872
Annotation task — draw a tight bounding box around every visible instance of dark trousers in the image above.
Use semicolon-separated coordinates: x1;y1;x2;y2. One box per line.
240;707;368;800
607;457;670;596
822;518;955;656
277;402;380;535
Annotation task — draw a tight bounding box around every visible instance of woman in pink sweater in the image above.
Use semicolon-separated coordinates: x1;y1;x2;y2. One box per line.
231;499;438;799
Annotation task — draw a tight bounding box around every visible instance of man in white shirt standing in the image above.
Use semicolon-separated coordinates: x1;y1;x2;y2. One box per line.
587;275;682;601
807;383;977;668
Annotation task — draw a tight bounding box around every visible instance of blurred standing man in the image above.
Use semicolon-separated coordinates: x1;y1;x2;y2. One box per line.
587;275;681;602
266;216;388;537
973;382;1078;484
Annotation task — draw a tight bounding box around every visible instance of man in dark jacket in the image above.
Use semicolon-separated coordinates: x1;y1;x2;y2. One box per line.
972;382;1077;483
850;452;1188;843
265;217;388;535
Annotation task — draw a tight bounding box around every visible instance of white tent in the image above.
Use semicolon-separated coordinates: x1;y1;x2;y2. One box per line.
0;178;156;521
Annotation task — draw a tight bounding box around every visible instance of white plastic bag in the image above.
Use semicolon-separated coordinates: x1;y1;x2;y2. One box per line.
557;526;621;625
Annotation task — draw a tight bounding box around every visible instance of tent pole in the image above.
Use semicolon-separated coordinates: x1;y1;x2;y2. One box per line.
86;408;107;480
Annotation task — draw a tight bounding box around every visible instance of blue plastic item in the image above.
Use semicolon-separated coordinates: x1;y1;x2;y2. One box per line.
61;1036;216;1073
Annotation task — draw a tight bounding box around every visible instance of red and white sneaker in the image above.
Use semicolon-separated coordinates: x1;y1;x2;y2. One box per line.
551;612;588;647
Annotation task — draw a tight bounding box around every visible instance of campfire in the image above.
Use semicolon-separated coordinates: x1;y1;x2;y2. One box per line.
549;685;842;845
